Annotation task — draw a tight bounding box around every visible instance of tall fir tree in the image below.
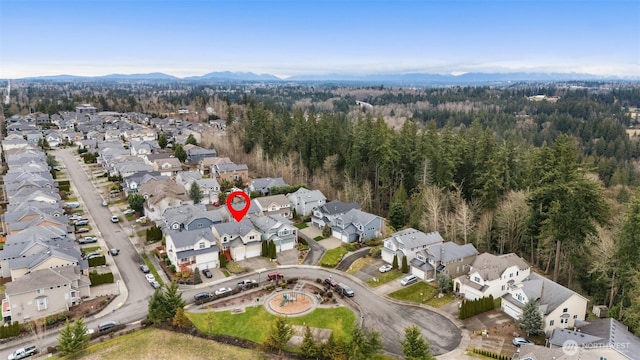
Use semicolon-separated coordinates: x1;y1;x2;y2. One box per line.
401;325;435;360
519;299;544;336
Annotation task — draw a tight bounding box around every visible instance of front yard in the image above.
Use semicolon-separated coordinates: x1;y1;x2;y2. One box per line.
319;247;348;267
388;282;456;308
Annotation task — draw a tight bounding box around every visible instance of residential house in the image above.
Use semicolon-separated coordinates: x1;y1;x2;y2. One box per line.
286;187;326;216
4;266;90;323
0;236;80;278
162;204;222;232
548;318;640;360
214;162;249;184
249;177;288;196
139;178;191;221
165;229;219;272
381;228;444;264
253;194;293;219
184;144;218;164
409;241;478;281
43;130;62;148
250;215;298;253
311;201;361;230
152;157;183;177
123;171;167;194
7;213;69;235
454;253;531;300
331;208;385;243
129;139;159;156
198;156;232;176
176;170;221;204
211;219;262;261
501;272;589;335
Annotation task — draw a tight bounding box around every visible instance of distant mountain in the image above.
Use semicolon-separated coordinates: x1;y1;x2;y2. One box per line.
13;71;636;84
97;72;179;80
183;71;282;81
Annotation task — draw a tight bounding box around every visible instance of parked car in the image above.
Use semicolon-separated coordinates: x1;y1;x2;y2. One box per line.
74;219;89;226
84;252;102;260
324;278;338;287
145;273;156;283
214;287;232;296
65;202;80;208
150;280;161;289
98;320;120;332
336;283;355;297
267;272;284;281
194;292;213;301
513;337;534;346
78;236;97;244
237;279;257;288
7;345;38;360
136;216;147;223
75;227;90;234
400;274;418;286
109;248;120;256
139;264;150;273
123;209;135;215
378;264;393;273
69;214;81;221
202;268;213;278
102;200;108;206
111;215;119;223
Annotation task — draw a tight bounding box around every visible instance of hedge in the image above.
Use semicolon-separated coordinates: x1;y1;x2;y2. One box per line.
470;348;511;360
459;295;497;320
0;322;20;339
89;271;115;285
88;256;106;267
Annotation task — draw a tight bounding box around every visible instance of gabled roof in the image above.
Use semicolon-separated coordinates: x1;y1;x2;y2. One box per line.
215;162;248;172
519;273;588;315
5;226;68;244
423;242;478;263
166;228;217;249
213;219;257;238
549;327;602;347
250;178;288;192
385;228;444;250
5;266;86;295
470;253;530;281
250;214;294;233
287;187;326;203
576;318;640;359
253;194;291;210
315;201;360;215
336;208;379;227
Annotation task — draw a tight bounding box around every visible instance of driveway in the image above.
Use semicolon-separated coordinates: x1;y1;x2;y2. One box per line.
299;225;325;265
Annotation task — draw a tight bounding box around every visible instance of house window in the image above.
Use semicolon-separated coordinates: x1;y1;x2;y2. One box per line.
36;288;45;295
509;273;513;278
516;271;519;276
563;308;568;313
197;223;203;228
550;320;554;326
199;242;205;249
573;315;578;319
223;236;228;242
36;297;48;311
249;235;255;240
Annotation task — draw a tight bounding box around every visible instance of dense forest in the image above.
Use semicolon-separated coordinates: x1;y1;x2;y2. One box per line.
5;80;640;334
219;84;640;335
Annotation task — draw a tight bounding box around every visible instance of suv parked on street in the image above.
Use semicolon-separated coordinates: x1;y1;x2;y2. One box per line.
8;345;38;360
267;272;284;281
98;320;120;332
335;283;355;297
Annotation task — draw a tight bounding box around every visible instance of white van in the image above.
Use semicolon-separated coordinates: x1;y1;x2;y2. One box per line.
400;274;418;286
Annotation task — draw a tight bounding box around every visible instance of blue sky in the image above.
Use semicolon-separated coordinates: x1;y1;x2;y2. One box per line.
1;0;639;78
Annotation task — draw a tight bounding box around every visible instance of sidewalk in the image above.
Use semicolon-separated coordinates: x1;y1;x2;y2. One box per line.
93;280;129;319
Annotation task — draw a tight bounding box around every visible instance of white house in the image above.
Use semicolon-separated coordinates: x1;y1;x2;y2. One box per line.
250;214;298;253
286;187;326;216
381;228;444;264
454;253;530;300
501;272;589;335
211;219;263;261
165;228;219;272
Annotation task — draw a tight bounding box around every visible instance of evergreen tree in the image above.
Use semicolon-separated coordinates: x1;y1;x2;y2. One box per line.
189;181;203;204
172;308;192;329
173;143;187;162
401;325;435;360
436;273;452;294
388;201;406;231
299;325;318;358
186;134;198;145
322;224;332;238
262;240;268;257
147;281;185;324
128;193;145;212
269;240;277;259
392;254;399;270
219;252;228;268
158;133;168;149
57;318;90;355
264;315;294;354
401;255;409;273
346;325;383;360
519;299;544;336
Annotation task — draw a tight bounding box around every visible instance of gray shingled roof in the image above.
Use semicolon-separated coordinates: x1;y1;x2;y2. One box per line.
251;177;288;193
425;242;478;263
253;194;291;209
520;273;586;315
5;266;85;295
213;219;257;238
549;327;602;347
577;318;640;359
385;228;444;251
166;228;216;249
471;253;530;281
316;201;360;215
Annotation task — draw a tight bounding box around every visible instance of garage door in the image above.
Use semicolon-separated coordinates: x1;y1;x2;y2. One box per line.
245;244;261;259
411;267;425;280
502;303;521;320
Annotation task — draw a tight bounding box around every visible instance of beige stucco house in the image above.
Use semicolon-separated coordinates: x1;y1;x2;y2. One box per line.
454;252;530;300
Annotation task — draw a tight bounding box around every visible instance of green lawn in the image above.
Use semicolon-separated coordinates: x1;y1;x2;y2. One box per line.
366;270;403;287
49;328;263;360
388;282;440;304
313;236;324;241
226;261;246;274
187;306;356;344
346;257;374;275
319;247;348;267
141;253;164;285
295;223;308;229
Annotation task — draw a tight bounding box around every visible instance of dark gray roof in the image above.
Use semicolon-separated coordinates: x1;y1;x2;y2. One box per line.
520;273;587;315
577;318;640;359
385;228;444;251
410;258;434;271
166;228;216;249
175;245;219;259
549;327;602;347
250;177;288;192
316;201;360;215
213;219;257;238
425;242;478;263
471;253;530;281
5;266;86;295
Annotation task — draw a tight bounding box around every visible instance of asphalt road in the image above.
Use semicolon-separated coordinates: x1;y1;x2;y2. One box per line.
0;149;461;358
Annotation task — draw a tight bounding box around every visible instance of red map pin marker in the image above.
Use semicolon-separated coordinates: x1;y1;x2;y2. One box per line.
226;191;251;222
